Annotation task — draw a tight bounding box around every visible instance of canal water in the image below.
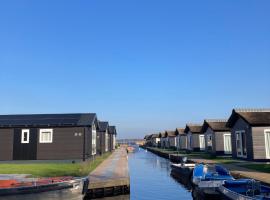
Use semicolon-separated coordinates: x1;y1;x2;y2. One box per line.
1;147;194;200
128;147;192;200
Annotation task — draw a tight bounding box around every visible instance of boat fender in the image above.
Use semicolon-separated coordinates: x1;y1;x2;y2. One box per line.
82;178;89;195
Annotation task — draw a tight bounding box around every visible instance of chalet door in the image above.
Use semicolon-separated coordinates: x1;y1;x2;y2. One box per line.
13;128;37;160
224;134;232;154
236;131;247;158
264;130;270;159
199;135;205;150
188;134;192;150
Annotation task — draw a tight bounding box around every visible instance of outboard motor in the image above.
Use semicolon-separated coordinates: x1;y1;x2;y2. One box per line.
181;157;188;164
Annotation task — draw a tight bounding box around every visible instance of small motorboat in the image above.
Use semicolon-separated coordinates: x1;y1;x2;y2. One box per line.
0;176;89;196
192;164;234;196
171;157;195;178
218;179;270;200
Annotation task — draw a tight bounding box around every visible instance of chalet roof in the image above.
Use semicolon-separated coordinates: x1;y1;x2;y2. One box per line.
144;135;152;140
184;124;203;134
201;119;230;133
151;134;159;138
176;128;185;135
0;113;97;128
108;126;117;135
227;109;270;127
159;132;166;138
165;130;177;137
98;121;109;132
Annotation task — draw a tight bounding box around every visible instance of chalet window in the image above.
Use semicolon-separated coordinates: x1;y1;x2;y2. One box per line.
92;128;97;155
105;131;108;152
264;129;270;159
207;134;212;147
39;129;53;143
21;129;30;143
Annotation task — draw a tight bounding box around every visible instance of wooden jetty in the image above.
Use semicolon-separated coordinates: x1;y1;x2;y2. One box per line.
85;147;130;199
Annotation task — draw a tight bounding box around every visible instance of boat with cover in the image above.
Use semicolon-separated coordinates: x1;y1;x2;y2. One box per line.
218;179;270;200
0;176;89;196
192;164;234;195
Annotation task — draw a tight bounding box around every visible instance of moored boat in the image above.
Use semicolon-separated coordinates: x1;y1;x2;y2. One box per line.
218;179;270;200
0;177;89;196
171;163;195;177
192;164;234;196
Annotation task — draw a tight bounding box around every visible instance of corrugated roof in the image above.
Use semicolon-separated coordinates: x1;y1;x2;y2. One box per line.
227;109;270;127
0;113;97;128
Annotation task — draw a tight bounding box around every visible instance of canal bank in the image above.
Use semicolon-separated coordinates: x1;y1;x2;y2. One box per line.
86;147;130;199
144;146;270;186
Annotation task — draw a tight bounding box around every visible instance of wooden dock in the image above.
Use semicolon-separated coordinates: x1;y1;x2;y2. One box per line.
85;147;130;199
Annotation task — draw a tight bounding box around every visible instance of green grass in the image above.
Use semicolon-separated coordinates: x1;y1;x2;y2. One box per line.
148;147;239;164
241;164;270;173
0;153;111;177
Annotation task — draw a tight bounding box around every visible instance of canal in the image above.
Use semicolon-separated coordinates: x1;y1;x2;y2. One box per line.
1;147;193;200
128;147;192;200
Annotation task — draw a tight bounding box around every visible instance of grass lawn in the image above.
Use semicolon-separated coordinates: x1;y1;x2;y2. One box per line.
0;153;111;177
242;164;270;173
147;147;239;164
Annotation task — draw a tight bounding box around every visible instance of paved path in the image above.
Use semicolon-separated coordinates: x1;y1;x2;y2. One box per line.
88;147;130;190
189;158;270;185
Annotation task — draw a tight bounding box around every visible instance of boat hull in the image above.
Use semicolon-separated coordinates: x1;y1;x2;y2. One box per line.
0;178;87;196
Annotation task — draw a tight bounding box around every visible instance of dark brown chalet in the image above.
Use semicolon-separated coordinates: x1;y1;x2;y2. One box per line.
201;119;231;156
0;113;98;161
97;121;109;155
108;126;117;151
184;124;204;152
159;132;166;148
175;128;187;150
165;130;177;148
227;109;270;161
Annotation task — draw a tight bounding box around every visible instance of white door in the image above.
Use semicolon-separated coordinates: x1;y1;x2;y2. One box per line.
264;130;270;159
224;134;232;154
199;135;205;150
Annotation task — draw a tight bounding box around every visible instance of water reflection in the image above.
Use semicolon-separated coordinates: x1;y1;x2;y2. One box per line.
129;148;192;200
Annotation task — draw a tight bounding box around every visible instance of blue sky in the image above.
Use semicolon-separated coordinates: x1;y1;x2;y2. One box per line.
0;1;270;139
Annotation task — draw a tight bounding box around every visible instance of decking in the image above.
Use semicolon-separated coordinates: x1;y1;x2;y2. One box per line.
85;147;130;199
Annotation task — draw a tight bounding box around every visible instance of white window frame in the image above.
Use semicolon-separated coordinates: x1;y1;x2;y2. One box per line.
92;128;97;155
39;129;53;143
264;129;270;159
105;131;108;152
113;135;116;150
199;134;205;150
21;129;30;144
223;133;232;154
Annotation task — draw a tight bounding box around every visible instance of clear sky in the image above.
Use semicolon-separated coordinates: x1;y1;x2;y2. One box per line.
0;1;270;139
